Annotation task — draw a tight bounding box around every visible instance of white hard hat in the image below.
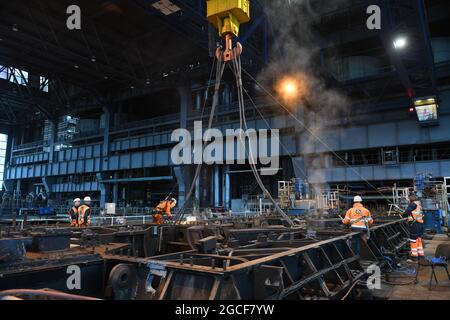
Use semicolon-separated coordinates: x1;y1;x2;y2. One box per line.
73;198;81;203
83;196;92;202
353;196;363;203
170;198;176;203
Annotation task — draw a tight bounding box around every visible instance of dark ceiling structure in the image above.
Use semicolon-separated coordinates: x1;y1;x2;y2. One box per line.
0;0;449;127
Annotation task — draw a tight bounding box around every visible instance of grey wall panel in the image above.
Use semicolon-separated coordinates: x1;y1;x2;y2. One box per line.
400;163;415;178
35;165;41;177
415;162;439;176
72;148;78;160
119;154;130;169
60;162;67;175
346;166;362;181
429;115;450;142
156;150;168;166
386;166;400;180
143;151;155;167
76;160;84;172
313;129;340;153
93;145;101;157
131;138;139;149
373;166;387;180
121;140;130;150
79;147;86;159
27;166;32;178
368;123;396;147
340;127;367;150
440;161;450;176
139;137;146;147
52;163;59;176
280;135;296;154
85;159;94;172
131;153;143;168
359;167;374;180
161;134;169;145
398;122;422;145
68;161;76;174
95;158;101;171
86;145;93;158
109;156;119;170
332;167;346;182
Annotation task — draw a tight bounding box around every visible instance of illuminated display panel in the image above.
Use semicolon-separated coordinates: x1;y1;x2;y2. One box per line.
414;97;438;123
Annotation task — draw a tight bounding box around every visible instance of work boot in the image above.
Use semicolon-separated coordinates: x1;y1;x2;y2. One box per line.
407;257;418;263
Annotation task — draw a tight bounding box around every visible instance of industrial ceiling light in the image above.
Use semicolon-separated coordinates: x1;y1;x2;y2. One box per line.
104;75;109;80
73;64;79;69
146;78;150;85
12;24;18;32
393;36;407;49
152;0;180;16
91;56;97;62
413;96;439;125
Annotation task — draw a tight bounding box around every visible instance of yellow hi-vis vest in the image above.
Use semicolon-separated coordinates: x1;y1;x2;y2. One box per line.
408;201;424;223
79;205;91;225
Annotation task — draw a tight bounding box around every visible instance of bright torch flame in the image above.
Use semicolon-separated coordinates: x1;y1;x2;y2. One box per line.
275;75;307;106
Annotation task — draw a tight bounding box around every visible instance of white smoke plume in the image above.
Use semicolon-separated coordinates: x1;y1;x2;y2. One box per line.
258;0;351;201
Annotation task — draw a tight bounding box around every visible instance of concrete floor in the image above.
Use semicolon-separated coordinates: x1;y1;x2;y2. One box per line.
381;234;450;300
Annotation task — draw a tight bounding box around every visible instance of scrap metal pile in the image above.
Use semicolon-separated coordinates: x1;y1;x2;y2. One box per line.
0;217;409;300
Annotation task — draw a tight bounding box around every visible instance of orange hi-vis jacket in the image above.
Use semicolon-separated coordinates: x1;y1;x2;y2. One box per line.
155;200;174;218
343;203;373;230
408;201;424;224
78;204;91;226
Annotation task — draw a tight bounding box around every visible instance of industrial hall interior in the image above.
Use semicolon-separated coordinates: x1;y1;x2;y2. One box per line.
0;0;450;302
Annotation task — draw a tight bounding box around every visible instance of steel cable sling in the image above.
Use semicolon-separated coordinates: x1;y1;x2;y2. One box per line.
230;50;295;228
175;55;226;224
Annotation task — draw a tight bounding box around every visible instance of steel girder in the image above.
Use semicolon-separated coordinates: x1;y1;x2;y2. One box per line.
103;219;409;300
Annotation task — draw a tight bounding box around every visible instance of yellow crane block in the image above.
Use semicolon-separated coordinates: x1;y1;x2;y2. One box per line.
206;0;251;37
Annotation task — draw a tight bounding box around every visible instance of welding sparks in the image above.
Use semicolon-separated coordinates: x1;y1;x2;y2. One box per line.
275;75;306;106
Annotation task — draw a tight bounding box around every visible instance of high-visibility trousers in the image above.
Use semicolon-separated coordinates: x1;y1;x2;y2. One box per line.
410;239;418;258
153;213;164;225
416;237;425;257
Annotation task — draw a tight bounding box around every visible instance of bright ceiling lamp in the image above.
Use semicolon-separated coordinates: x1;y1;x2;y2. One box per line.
393;36;408;49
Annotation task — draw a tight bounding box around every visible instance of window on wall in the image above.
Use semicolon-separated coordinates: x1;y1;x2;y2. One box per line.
0;134;7;189
40;76;49;92
0;65;7;79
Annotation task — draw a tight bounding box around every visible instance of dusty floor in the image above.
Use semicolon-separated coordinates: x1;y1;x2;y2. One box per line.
376;234;450;300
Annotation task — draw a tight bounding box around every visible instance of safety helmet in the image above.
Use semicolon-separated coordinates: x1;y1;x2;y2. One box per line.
170;198;177;204
83;196;92;202
353;195;363;203
73;198;81;203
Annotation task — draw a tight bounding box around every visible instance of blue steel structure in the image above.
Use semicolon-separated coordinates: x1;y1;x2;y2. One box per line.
0;0;450;212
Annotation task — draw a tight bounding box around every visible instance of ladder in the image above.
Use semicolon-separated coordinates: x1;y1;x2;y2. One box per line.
444;177;450;200
444;177;450;227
